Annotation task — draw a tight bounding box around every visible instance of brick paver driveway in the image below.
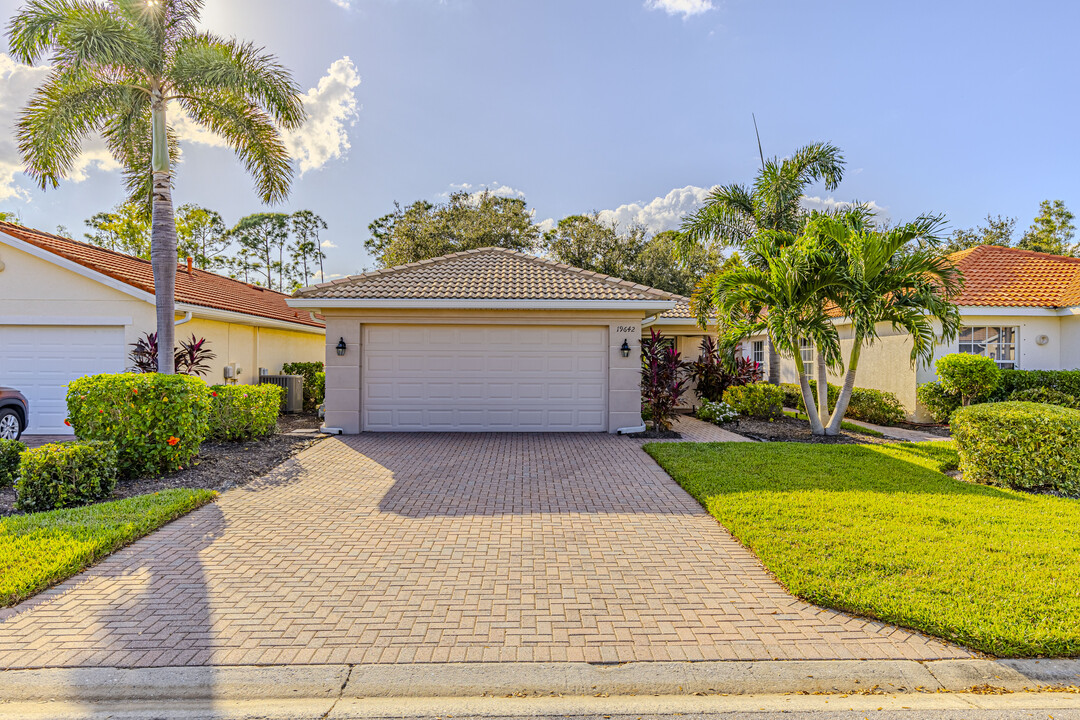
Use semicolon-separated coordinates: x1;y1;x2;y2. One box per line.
0;432;971;667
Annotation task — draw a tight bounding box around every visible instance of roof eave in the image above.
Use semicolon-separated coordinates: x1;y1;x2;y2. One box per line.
286;298;678;312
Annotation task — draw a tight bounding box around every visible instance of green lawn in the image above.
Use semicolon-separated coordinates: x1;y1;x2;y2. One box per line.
782;409;885;437
644;440;1080;657
1;489;216;607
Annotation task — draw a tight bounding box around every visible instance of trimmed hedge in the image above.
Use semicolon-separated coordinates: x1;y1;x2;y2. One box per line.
208;384;284;441
724;382;784;420
936;354;1000;405
780;381;906;426
0;439;25;488
916;381;962;423
281;361;325;413
951;402;1080;494
67;373;210;479
15;440;119;512
1007;387;1080;409
997;369;1080;400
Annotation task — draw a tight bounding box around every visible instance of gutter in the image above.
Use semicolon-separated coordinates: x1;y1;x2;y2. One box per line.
174;311;193;326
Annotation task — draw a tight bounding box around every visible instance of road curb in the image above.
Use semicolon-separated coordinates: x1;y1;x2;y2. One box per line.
0;659;1075;703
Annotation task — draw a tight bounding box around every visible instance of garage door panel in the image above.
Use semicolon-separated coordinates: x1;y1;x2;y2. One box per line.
0;325;125;434
363;324;607;432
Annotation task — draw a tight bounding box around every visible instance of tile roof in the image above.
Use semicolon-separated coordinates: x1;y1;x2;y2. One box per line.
293;247;681;303
660;296;695;319
950;245;1080;308
0;222;324;329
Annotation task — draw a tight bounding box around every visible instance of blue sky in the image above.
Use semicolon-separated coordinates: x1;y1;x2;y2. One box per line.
0;0;1077;277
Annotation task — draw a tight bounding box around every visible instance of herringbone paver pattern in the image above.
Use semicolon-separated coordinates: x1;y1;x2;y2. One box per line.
0;433;971;667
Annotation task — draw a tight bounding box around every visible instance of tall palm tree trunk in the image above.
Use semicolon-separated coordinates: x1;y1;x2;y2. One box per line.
826;337;863;435
816;347;831;432
149;91;176;374
792;341;824;435
767;338;781;385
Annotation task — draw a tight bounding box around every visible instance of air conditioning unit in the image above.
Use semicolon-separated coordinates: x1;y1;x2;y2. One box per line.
259;374;303;414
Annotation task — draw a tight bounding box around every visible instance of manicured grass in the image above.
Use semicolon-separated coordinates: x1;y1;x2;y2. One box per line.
1;489;216;607
782;409;885;437
644;440;1080;657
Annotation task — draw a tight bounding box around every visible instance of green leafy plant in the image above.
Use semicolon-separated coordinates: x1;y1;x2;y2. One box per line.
951;401;1080;494
723;382;784;420
936;353;1001;406
640;329;689;432
997;369;1080;400
15;440;119;512
688;336;762;402
1007;387;1080;409
207;384;284;441
67;373;211;479
696;399;739;425
128;332;216;376
916;381;962;423
781;382;905;426
281;361;326;413
0;439;26;488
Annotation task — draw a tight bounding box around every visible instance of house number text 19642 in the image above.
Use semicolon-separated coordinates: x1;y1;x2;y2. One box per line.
616;326;636;333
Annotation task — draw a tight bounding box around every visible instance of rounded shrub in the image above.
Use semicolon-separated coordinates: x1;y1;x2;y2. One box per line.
723;382;784;420
916;381;962;423
1007;386;1080;409
0;438;25;488
951;401;1080;494
936;353;1001;406
696;399;739;425
15;440;119;512
67;373;211;479
208;384;284;441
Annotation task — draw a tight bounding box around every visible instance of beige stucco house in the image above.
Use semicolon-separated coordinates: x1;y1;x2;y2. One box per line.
0;222;325;434
288;247;680;433
741;245;1080;420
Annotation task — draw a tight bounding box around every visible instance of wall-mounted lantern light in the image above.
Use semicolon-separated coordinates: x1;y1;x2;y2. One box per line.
620;339;631;358
336;337;347;356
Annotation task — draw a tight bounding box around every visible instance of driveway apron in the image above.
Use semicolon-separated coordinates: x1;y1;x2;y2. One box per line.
0;433;971;667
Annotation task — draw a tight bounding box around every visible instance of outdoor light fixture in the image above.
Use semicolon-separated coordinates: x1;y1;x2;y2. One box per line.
620;339;631;358
336;337;347;356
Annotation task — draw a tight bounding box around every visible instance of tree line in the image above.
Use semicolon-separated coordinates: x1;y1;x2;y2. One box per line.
942;199;1076;256
364;190;721;297
78;203;329;292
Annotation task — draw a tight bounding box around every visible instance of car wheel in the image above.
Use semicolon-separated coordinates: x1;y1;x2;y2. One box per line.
0;408;23;441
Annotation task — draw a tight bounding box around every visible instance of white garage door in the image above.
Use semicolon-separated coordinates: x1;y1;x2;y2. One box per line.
363;325;608;432
0;325;126;434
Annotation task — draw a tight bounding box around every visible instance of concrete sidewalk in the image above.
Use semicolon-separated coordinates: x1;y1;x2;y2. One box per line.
0;659;1076;719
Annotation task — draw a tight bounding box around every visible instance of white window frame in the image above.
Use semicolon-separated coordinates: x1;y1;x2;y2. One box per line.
958;325;1018;369
799;337;815;371
752;340;765;365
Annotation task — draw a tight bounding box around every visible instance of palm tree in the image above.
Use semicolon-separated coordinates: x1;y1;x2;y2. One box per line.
682;142;845;384
694;229;845;435
9;0;304;373
815;212;963;435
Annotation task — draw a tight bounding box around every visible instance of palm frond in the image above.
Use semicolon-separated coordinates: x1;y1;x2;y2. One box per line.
179;91;294;204
170;33;304;128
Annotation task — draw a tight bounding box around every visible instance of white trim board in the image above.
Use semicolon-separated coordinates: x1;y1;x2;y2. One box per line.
0;316;133;326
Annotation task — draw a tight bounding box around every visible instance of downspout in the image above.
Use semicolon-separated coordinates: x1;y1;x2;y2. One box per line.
174;311;193;326
641;313;661;328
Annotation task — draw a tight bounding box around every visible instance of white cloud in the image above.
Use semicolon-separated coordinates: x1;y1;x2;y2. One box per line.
645;0;715;18
282;57;361;174
0;54;119;203
444;181;526;201
321;239;338;248
536;217;556;234
801;195;889;220
597;185;713;233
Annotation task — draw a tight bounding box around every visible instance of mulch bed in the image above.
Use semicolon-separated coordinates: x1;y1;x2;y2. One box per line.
726;415;895;444
0;414;325;516
627;430;682;439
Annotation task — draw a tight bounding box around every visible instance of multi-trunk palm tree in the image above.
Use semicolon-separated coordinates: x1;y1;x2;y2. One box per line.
696;210;963;435
681;142;846;384
9;0;305;373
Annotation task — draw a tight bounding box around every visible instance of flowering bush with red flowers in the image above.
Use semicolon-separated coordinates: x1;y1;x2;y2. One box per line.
66;374;210;478
207;384;283;441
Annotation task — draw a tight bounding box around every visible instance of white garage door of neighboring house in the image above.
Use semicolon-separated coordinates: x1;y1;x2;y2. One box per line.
363;324;608;432
0;325;126;433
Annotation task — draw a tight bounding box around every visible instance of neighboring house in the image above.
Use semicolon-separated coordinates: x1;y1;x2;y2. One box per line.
288;247;679;433
744;245;1080;420
0;222;325;434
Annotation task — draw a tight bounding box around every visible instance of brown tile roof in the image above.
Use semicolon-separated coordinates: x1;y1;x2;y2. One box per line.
294;247;680;303
950;245;1080;308
660;296;695;319
0;222;324;329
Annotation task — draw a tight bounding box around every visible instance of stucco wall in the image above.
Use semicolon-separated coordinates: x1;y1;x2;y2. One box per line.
0;241;324;386
320;308;648;433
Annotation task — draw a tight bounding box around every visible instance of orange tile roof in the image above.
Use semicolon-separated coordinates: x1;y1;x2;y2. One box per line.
0;222;324;329
949;245;1080;308
294;247;680;303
